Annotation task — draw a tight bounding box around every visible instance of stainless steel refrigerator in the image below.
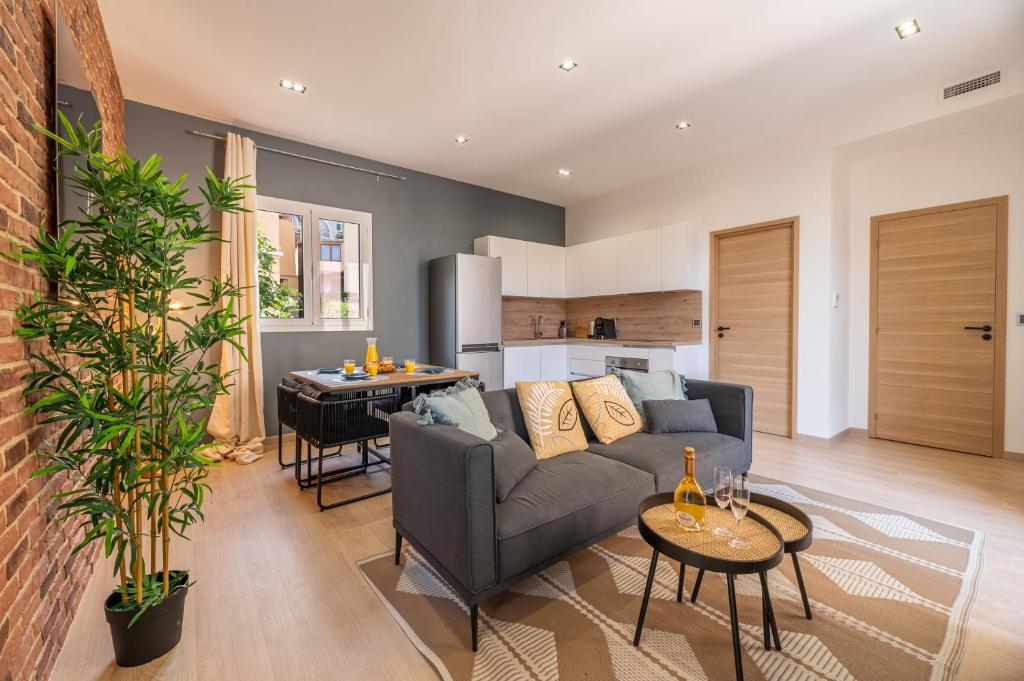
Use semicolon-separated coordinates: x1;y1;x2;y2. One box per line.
429;253;502;390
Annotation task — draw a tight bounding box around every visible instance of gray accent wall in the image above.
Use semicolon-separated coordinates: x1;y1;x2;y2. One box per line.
60;86;564;434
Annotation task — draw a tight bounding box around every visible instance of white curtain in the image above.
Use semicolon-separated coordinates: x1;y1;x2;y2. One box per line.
207;133;266;464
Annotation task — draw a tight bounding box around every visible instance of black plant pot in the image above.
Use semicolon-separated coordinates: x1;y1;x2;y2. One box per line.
104;582;188;667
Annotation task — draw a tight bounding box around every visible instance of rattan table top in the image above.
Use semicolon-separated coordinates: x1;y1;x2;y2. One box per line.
640;504;782;564
749;502;810;543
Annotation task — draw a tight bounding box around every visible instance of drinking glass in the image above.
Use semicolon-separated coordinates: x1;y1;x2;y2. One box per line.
343;359;356;374
405;358;417;374
728;475;751;549
366;361;379;376
712;467;733;536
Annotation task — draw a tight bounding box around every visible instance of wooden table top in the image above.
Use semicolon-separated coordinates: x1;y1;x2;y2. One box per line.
289;365;479;393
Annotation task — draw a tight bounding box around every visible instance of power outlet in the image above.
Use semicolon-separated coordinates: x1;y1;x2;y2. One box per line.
1018;313;1024;326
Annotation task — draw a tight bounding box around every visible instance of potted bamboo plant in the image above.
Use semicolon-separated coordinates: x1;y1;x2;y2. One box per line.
11;114;249;666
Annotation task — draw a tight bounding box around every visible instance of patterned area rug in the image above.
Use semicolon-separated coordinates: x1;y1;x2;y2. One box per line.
359;479;984;680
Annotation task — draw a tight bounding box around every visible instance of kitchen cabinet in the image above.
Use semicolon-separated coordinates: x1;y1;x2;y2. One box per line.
660;222;705;291
474;236;528;296
539;344;568;381
618;228;662;293
564;244;582;298
503;344;568;386
580;237;620;297
526;243;565;298
502;346;541;388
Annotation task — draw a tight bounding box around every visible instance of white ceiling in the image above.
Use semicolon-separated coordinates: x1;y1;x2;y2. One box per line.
75;0;1024;206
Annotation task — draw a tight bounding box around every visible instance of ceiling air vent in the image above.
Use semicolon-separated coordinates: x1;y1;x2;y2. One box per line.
943;71;1001;99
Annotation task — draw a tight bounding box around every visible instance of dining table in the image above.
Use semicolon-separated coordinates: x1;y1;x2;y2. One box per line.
285;365;480;510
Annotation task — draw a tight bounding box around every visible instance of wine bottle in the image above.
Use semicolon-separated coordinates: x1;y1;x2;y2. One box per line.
673;447;706;531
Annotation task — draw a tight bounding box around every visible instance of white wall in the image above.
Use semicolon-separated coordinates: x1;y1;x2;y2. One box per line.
846;118;1024;453
567;136;838;438
567;96;1024;449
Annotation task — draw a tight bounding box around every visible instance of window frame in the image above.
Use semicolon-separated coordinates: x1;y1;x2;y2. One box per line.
256;195;373;332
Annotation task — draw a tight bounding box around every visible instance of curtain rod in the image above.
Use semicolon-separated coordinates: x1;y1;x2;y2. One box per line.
185;129;407;182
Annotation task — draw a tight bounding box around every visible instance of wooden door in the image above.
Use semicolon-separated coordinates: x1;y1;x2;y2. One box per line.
711;218;798;437
870;197;1007;457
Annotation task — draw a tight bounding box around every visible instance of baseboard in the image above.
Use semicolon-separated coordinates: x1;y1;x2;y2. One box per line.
1004;450;1024;463
795;427;867;447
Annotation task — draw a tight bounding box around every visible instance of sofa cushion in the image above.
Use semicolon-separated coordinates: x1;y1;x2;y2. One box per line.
571;374;642;444
481;389;531;441
496;451;654;581
492;429;538;503
587;431;749;492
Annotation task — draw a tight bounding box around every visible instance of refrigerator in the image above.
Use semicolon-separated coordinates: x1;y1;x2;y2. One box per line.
429;253;503;391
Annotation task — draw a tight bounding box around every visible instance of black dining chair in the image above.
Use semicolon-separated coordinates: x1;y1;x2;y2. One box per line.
293;390;400;511
276;383;301;469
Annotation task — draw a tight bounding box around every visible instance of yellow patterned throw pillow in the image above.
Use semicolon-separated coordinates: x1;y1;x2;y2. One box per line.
516;381;588;459
570;374;643;444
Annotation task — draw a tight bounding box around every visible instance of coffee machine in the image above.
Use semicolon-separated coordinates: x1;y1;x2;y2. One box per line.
590;317;617;340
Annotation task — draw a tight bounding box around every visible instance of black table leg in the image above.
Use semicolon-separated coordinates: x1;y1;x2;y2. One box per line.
727;574;744;681
690;568;705;603
760;577;770;650
759;571;782;651
676;562;685;603
394;531;402;565
633;548;659;646
470;603;479;652
792;553;813;620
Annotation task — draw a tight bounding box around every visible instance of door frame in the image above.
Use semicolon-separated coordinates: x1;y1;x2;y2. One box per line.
868;196;1008;458
710;217;800;438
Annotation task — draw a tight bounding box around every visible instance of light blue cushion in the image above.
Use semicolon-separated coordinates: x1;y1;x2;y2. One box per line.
614;368;686;430
412;378;498;441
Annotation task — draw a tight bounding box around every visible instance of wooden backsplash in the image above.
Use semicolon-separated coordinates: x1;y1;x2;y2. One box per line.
502;297;568;340
502;291;702;342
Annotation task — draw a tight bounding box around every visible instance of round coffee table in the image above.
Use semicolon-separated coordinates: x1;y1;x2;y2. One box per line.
634;493;784;681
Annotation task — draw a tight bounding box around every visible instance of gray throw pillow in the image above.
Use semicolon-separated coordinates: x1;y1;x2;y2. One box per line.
491;429;538;502
643;398;718;434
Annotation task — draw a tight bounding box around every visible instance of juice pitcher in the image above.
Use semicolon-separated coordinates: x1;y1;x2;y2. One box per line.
365;337;379;365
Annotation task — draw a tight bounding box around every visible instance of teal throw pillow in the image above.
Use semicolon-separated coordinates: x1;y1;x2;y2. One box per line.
615;368;686;430
412;378;498;441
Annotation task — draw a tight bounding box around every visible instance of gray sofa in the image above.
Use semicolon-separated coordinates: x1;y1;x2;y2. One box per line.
389;378;752;650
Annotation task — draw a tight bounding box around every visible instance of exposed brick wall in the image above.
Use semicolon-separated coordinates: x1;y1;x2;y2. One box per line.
0;1;123;679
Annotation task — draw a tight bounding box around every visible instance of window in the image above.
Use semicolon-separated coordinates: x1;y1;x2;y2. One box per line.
255;196;373;331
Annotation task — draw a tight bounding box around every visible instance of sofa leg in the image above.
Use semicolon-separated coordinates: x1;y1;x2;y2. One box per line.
394;531;403;565
470;603;479;652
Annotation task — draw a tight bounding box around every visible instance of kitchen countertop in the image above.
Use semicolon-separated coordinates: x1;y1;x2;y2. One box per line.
502;338;701;348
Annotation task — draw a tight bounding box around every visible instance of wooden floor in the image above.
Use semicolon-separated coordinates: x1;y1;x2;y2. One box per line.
50;433;1024;680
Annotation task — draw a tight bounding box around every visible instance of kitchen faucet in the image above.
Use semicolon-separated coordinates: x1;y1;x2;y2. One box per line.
535;315;544;339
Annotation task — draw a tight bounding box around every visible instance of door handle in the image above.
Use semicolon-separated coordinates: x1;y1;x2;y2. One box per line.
716;326;731;332
964;325;992;332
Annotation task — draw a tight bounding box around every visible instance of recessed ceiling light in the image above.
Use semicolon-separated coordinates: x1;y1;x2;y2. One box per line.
675;121;692;129
279;79;307;93
556;168;572;177
559;59;578;72
454;135;469;144
894;19;920;39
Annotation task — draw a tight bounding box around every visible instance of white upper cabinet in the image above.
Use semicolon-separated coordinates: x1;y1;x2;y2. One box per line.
549;245;565;299
580;237;620;297
474;236;528;296
527;242;564;298
660;222;705;291
564;244;582;298
618;228;662;293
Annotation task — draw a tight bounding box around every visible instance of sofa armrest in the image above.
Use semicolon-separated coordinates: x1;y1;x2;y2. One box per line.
685;379;753;445
389;411;496;595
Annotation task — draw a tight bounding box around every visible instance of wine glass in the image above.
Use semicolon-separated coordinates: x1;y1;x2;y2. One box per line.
712;467;733;536
728;475;751;549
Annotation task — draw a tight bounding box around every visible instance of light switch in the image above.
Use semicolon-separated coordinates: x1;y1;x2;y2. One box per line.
1017;313;1024;326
